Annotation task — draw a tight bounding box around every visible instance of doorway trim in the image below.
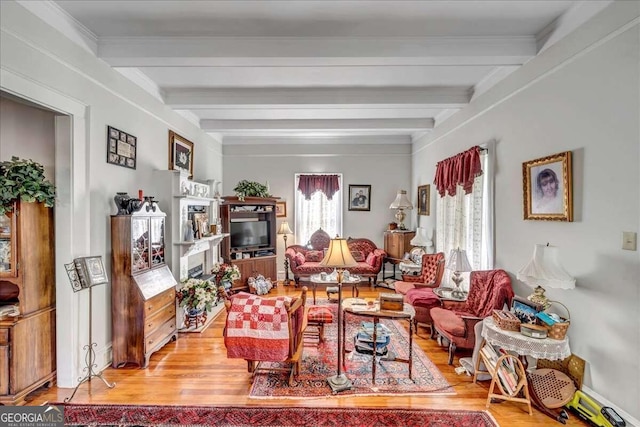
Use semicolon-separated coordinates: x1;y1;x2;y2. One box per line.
1;67;90;387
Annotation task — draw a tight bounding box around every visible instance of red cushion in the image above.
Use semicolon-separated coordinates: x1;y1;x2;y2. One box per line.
350;250;366;262
405;288;440;306
365;252;376;267
305;250;324;262
307;306;334;323
393;281;415;295
294;252;306;265
430;307;466;337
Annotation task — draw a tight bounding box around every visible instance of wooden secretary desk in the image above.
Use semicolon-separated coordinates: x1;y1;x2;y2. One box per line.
111;201;178;368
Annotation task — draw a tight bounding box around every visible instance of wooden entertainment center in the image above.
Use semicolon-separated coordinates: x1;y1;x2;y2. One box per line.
219;197;278;293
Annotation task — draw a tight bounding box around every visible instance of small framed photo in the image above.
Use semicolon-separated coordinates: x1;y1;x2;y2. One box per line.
169;130;194;179
107;126;137;169
511;296;542;324
523;151;572;221
348;184;371;211
417;184;430;216
275;201;287;218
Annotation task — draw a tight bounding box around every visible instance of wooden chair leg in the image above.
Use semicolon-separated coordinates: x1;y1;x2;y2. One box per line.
448;342;457;365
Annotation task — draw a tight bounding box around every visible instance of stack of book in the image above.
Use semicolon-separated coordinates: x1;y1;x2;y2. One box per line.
353;322;391;356
480;344;520;395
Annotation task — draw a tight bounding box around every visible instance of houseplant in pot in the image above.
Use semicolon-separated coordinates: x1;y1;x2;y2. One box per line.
0;156;56;215
233;180;271;201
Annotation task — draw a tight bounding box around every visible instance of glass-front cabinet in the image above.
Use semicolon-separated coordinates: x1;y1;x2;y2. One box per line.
0;206;17;278
129;206;166;274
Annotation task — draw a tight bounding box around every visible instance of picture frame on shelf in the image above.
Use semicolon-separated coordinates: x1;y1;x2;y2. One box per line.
106;126;136;170
511;296;542;324
169;130;194;179
417;184;430;216
522;151;573;222
348;184;371;211
275;201;287;218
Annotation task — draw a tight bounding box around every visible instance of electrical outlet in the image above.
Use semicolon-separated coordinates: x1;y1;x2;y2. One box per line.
622;231;637;251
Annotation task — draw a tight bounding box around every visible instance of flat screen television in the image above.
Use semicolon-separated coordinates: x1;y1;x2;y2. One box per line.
230;221;270;249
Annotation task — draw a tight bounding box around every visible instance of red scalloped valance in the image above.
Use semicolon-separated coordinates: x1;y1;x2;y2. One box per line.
297;174;340;200
434;146;483;197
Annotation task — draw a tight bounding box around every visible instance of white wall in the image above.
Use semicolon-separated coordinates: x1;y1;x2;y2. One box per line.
223;136;412;277
1;1;223;387
412;2;639;421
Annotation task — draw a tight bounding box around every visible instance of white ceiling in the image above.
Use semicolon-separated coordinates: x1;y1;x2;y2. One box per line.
36;0;611;143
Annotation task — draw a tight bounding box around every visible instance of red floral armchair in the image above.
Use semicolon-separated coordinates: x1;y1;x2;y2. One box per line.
430;269;514;365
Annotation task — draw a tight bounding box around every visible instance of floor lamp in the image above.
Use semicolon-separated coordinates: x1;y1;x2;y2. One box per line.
63;256;116;402
277;221;293;286
319;236;357;393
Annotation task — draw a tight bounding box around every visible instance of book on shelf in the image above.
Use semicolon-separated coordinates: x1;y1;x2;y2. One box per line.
65;256;109;292
497;365;516;395
353;334;389;356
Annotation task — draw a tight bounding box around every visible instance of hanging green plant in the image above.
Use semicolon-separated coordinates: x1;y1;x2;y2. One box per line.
0;156;56;215
233;180;271;200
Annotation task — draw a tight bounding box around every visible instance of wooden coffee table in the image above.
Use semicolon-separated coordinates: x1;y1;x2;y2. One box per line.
341;298;415;382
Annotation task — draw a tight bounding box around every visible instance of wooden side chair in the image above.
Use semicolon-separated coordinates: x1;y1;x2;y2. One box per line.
221;287;308;386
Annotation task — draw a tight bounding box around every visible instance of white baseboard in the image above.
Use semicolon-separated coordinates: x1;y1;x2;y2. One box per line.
582;385;639;427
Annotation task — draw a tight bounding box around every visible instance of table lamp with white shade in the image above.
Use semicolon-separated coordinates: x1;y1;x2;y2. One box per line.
277;221;294;286
410;227;434;254
517;243;575;310
319;236;357;393
389;190;413;230
446;248;472;298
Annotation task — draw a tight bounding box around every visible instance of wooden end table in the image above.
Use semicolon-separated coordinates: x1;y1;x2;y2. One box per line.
341;298;415;382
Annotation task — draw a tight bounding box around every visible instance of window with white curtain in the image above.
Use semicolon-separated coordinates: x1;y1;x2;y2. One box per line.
436;147;494;289
294;173;343;245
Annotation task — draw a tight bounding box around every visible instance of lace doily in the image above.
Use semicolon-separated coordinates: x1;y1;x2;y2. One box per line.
481;317;570;361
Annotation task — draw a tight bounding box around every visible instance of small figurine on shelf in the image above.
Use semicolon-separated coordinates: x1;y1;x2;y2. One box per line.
184;220;194;242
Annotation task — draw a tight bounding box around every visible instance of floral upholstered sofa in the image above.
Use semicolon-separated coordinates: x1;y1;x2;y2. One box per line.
284;228;386;285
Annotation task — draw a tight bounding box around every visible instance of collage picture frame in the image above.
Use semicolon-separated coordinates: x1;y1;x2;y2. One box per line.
107;126;137;169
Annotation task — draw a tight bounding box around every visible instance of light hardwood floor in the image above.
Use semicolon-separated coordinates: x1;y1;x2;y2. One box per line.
28;284;586;426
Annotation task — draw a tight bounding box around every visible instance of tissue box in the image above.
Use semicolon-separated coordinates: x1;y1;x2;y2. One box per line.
379;293;403;311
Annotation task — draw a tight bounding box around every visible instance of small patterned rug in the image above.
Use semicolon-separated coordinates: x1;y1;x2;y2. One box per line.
63;404;498;427
249;302;454;398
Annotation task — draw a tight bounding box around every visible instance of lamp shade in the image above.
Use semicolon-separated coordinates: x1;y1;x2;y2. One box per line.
277;221;293;235
319;236;357;268
389;190;413;210
410;227;433;248
446;248;472;272
517;244;575;290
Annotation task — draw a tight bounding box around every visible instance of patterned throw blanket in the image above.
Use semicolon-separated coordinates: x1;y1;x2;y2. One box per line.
224;293;292;362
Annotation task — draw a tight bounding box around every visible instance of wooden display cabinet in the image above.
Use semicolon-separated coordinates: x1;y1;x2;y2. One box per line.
0;201;56;405
384;230;416;260
111;202;178;368
219;197;278;293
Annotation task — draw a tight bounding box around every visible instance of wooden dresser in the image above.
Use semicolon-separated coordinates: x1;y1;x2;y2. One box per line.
384;230;416;260
111;202;178;368
0;201;56;405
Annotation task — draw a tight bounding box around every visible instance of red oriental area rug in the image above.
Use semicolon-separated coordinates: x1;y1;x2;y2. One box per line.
249;305;453;398
63;404;499;427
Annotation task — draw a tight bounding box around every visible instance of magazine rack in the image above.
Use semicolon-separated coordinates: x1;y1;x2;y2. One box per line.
474;339;532;415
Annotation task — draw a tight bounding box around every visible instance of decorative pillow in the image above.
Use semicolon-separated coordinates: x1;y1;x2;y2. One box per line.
305;250;324;262
350;250;366;262
365;252;377;267
294;252;306;266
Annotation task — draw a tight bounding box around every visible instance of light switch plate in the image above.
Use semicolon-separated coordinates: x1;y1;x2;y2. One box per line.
622;231;637;251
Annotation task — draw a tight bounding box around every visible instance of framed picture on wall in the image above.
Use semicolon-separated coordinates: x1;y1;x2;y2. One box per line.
522;151;573;221
275;201;287;217
417;184;430;216
348;185;371;211
168;130;194;179
106;126;136;169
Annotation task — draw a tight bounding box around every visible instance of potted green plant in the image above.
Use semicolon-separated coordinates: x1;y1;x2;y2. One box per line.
0;156;56;215
233;180;271;201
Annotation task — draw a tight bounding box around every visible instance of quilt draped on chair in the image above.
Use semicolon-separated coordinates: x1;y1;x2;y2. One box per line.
224;293;292;362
